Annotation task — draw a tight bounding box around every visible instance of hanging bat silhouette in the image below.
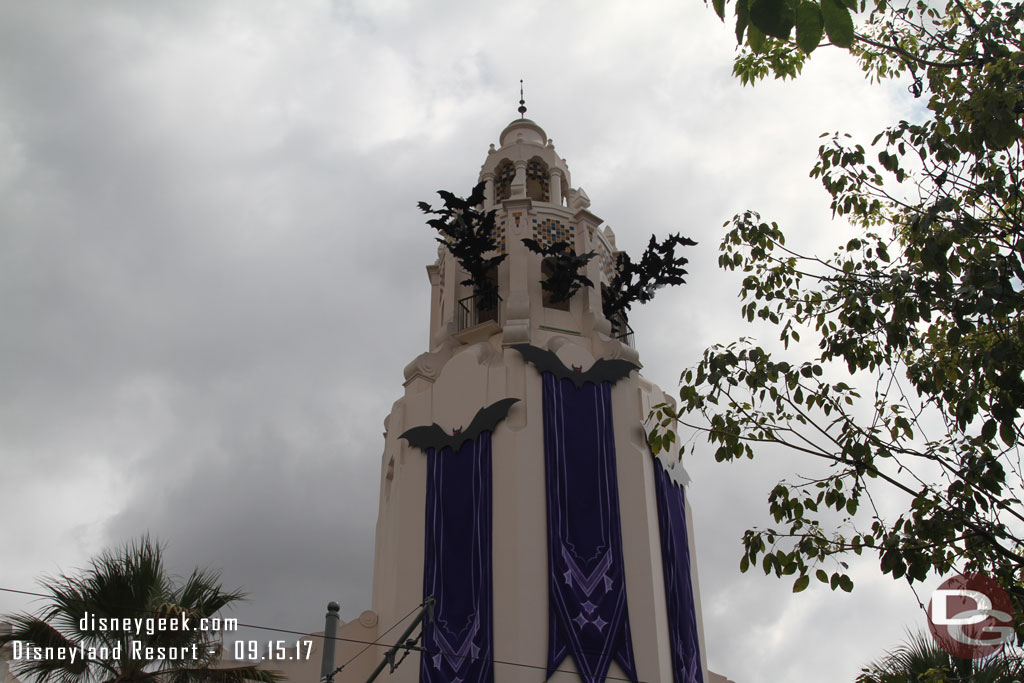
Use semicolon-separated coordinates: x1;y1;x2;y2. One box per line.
512;344;639;389
602;233;697;320
399;398;519;453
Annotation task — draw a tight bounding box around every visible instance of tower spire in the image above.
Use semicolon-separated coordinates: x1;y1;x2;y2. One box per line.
518;79;527;119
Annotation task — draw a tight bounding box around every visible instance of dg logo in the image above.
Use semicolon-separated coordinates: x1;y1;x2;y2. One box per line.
927;573;1015;659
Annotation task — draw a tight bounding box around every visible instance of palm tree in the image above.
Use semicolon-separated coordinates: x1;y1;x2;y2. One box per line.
0;536;280;683
856;631;1024;683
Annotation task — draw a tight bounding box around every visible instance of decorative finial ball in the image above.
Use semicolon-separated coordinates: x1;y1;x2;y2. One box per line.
327;601;340;612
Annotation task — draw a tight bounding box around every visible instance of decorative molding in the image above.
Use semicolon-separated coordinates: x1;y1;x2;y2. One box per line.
539;324;582;336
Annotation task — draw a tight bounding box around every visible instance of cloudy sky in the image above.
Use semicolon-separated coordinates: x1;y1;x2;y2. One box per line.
0;2;943;682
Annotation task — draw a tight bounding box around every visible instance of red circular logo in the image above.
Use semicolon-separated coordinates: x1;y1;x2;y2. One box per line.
927;573;1015;659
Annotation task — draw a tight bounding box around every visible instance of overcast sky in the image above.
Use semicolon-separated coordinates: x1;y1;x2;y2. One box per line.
0;2;945;682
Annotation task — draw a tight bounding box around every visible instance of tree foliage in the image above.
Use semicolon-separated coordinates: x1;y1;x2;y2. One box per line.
650;0;1024;638
0;536;280;683
856;631;1023;682
521;238;596;304
419;182;506;307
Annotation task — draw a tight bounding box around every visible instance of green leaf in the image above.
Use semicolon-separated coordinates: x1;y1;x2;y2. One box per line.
816;569;828;583
740;554;750;573
747;24;767;53
713;0;727;20
795;1;824;53
820;0;854;47
838;575;854;592
793;575;810;592
750;0;795;39
735;0;750;44
999;421;1016;446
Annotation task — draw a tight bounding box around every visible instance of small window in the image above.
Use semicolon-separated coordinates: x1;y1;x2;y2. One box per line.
542;258;570;311
384;457;395;501
495;161;514;201
526;159;549;202
458;265;501;330
478;265;500;322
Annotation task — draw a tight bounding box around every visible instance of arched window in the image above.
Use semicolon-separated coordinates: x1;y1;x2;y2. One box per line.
526;159;550;202
542;257;570;311
495;160;515;201
478;264;500;323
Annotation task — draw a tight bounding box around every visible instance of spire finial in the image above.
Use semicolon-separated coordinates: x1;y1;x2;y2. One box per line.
518;80;527;119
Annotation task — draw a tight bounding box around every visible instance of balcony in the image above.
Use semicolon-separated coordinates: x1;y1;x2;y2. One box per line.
611;318;635;349
455;292;502;344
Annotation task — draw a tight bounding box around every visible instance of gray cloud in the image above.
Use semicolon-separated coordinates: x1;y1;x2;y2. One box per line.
0;3;930;682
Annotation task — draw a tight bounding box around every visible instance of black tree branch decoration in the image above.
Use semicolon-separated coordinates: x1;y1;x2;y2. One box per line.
418;182;506;310
602;233;698;327
521;238;596;303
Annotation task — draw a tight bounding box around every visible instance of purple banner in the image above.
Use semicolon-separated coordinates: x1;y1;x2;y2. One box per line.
652;456;704;683
421;432;493;683
542;374;638;683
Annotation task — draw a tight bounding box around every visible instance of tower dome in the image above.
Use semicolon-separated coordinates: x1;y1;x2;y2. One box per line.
498;118;547;147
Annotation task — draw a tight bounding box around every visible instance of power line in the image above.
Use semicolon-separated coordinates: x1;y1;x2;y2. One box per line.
0;587;380;648
0;586;650;683
323;602;422;682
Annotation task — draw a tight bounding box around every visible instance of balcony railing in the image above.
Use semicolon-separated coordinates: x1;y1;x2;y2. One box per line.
611;318;635;349
457;292;501;332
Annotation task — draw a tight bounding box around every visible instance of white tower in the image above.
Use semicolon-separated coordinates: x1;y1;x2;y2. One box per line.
348;113;718;683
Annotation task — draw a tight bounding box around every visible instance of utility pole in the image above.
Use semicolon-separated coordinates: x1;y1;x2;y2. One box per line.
319;602;340;683
364;597;434;683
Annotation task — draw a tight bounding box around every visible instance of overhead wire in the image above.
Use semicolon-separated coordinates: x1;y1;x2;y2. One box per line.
0;587;395;649
326;601;422;680
0;587;650;683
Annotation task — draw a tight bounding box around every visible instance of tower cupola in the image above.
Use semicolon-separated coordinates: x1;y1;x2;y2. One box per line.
423;116;630;359
498;118;547;147
479;117;572;209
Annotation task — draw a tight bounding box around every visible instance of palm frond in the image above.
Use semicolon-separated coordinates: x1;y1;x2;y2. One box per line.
857;630;1024;683
173;568;246;618
1;536;253;683
0;615;95;683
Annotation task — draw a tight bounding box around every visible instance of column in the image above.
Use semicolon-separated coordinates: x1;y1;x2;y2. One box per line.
481;171;495;209
511;160;527;198
549;168;563;206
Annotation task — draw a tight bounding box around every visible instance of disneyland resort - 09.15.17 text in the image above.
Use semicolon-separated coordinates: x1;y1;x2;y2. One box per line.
10;611;239;663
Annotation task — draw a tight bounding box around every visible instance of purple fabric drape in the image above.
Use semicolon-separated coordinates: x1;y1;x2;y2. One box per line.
421;432;493;683
542;373;638;683
652;456;704;683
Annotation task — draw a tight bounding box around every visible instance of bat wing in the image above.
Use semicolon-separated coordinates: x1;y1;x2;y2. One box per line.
462;398;520;443
586;358;639;386
400;399;519;454
512;344;572;378
514;344;636;388
521;238;543;254
399;424;452;453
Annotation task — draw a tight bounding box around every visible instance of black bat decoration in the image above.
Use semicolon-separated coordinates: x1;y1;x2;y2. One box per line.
521;238;597;303
512;344;638;389
418;183;505;302
399;398;519;453
602;233;698;321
